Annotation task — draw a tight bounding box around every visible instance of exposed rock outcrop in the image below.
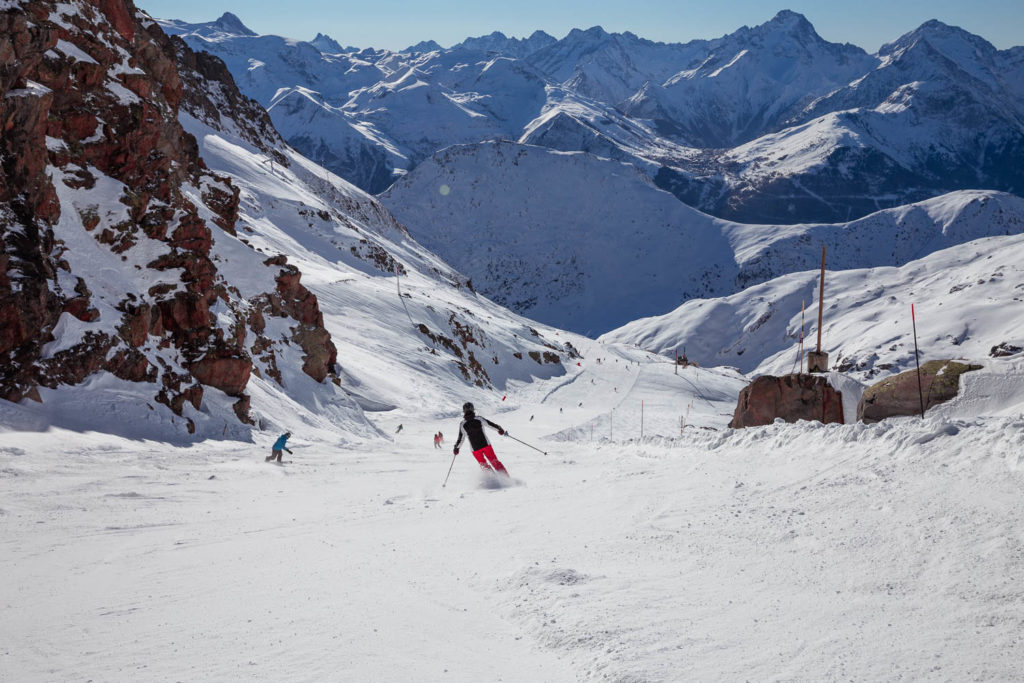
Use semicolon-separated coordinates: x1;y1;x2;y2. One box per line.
162;30;288;167
990;343;1022;358
0;0;340;421
857;360;982;423
729;373;844;429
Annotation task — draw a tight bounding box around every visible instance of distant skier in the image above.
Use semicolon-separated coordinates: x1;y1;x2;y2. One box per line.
395;424;403;434
453;402;508;476
433;432;441;449
267;432;293;462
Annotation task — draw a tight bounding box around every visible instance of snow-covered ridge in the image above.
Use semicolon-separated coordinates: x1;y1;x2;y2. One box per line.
159;10;1024;224
602;228;1024;384
0;1;583;444
381;139;1024;336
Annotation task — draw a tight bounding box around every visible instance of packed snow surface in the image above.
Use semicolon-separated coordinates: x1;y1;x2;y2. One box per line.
3;344;1023;681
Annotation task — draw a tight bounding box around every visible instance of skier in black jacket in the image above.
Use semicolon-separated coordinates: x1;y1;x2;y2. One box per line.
453;402;509;476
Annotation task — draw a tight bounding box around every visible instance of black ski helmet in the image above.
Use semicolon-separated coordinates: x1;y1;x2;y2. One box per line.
463;401;475;414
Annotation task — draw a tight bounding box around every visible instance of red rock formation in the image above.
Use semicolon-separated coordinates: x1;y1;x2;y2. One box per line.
189;356;251;397
0;0;341;421
275;265;324;326
730;374;844;429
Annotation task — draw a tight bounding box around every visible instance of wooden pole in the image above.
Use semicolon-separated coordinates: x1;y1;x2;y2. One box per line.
800;300;805;373
807;247;829;372
816;245;826;354
912;304;925;418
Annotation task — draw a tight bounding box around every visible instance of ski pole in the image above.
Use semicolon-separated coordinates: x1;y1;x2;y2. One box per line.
504;432;547;455
442;451;458;488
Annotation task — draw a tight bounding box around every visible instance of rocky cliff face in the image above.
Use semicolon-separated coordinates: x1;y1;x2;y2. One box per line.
0;0;337;429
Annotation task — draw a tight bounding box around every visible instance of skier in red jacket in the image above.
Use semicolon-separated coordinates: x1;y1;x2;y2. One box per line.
453;402;508;476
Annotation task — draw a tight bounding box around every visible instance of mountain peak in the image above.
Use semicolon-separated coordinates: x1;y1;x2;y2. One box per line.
882;18;998;60
214;12;256;36
915;18;965;35
566;25;610;40
762;9;816;37
406;39;443;53
909;18;995;48
770;9;811;25
452;30;555;57
310;32;345;53
725;9;832;50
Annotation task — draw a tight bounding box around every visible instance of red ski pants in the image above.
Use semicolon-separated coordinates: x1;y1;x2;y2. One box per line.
472;445;508;475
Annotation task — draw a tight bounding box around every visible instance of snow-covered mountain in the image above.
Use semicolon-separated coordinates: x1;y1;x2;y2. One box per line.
310;32;348;54
0;0;580;443
452;29;556;59
0;0;363;441
158;11;1023;224
382;141;738;336
7;7;1024;681
381;140;1024;335
623;11;877;147
526;26;705;107
602;227;1024;383
659;18;1024;223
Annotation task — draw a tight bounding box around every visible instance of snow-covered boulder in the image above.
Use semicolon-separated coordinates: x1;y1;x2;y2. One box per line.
857;360;982;423
729;373;844;428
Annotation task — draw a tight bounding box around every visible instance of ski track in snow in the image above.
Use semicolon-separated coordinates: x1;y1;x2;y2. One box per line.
2;356;1023;681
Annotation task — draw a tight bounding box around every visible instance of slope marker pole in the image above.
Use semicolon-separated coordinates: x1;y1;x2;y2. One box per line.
800;299;805;373
912;303;925;419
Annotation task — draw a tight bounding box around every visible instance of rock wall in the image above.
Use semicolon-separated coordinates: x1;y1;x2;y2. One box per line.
0;0;338;427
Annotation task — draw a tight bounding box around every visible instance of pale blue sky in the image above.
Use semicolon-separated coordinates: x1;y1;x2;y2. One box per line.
137;0;1024;52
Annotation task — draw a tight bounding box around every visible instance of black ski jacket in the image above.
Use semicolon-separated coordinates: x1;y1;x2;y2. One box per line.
455;413;503;451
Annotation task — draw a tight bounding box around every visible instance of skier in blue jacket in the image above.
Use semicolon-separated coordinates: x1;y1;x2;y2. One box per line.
267;432;292;462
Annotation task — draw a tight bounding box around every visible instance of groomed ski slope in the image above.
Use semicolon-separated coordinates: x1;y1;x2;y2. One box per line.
3;343;1023;681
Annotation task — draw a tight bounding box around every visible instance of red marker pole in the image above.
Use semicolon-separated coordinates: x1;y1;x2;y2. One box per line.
912;304;925;418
